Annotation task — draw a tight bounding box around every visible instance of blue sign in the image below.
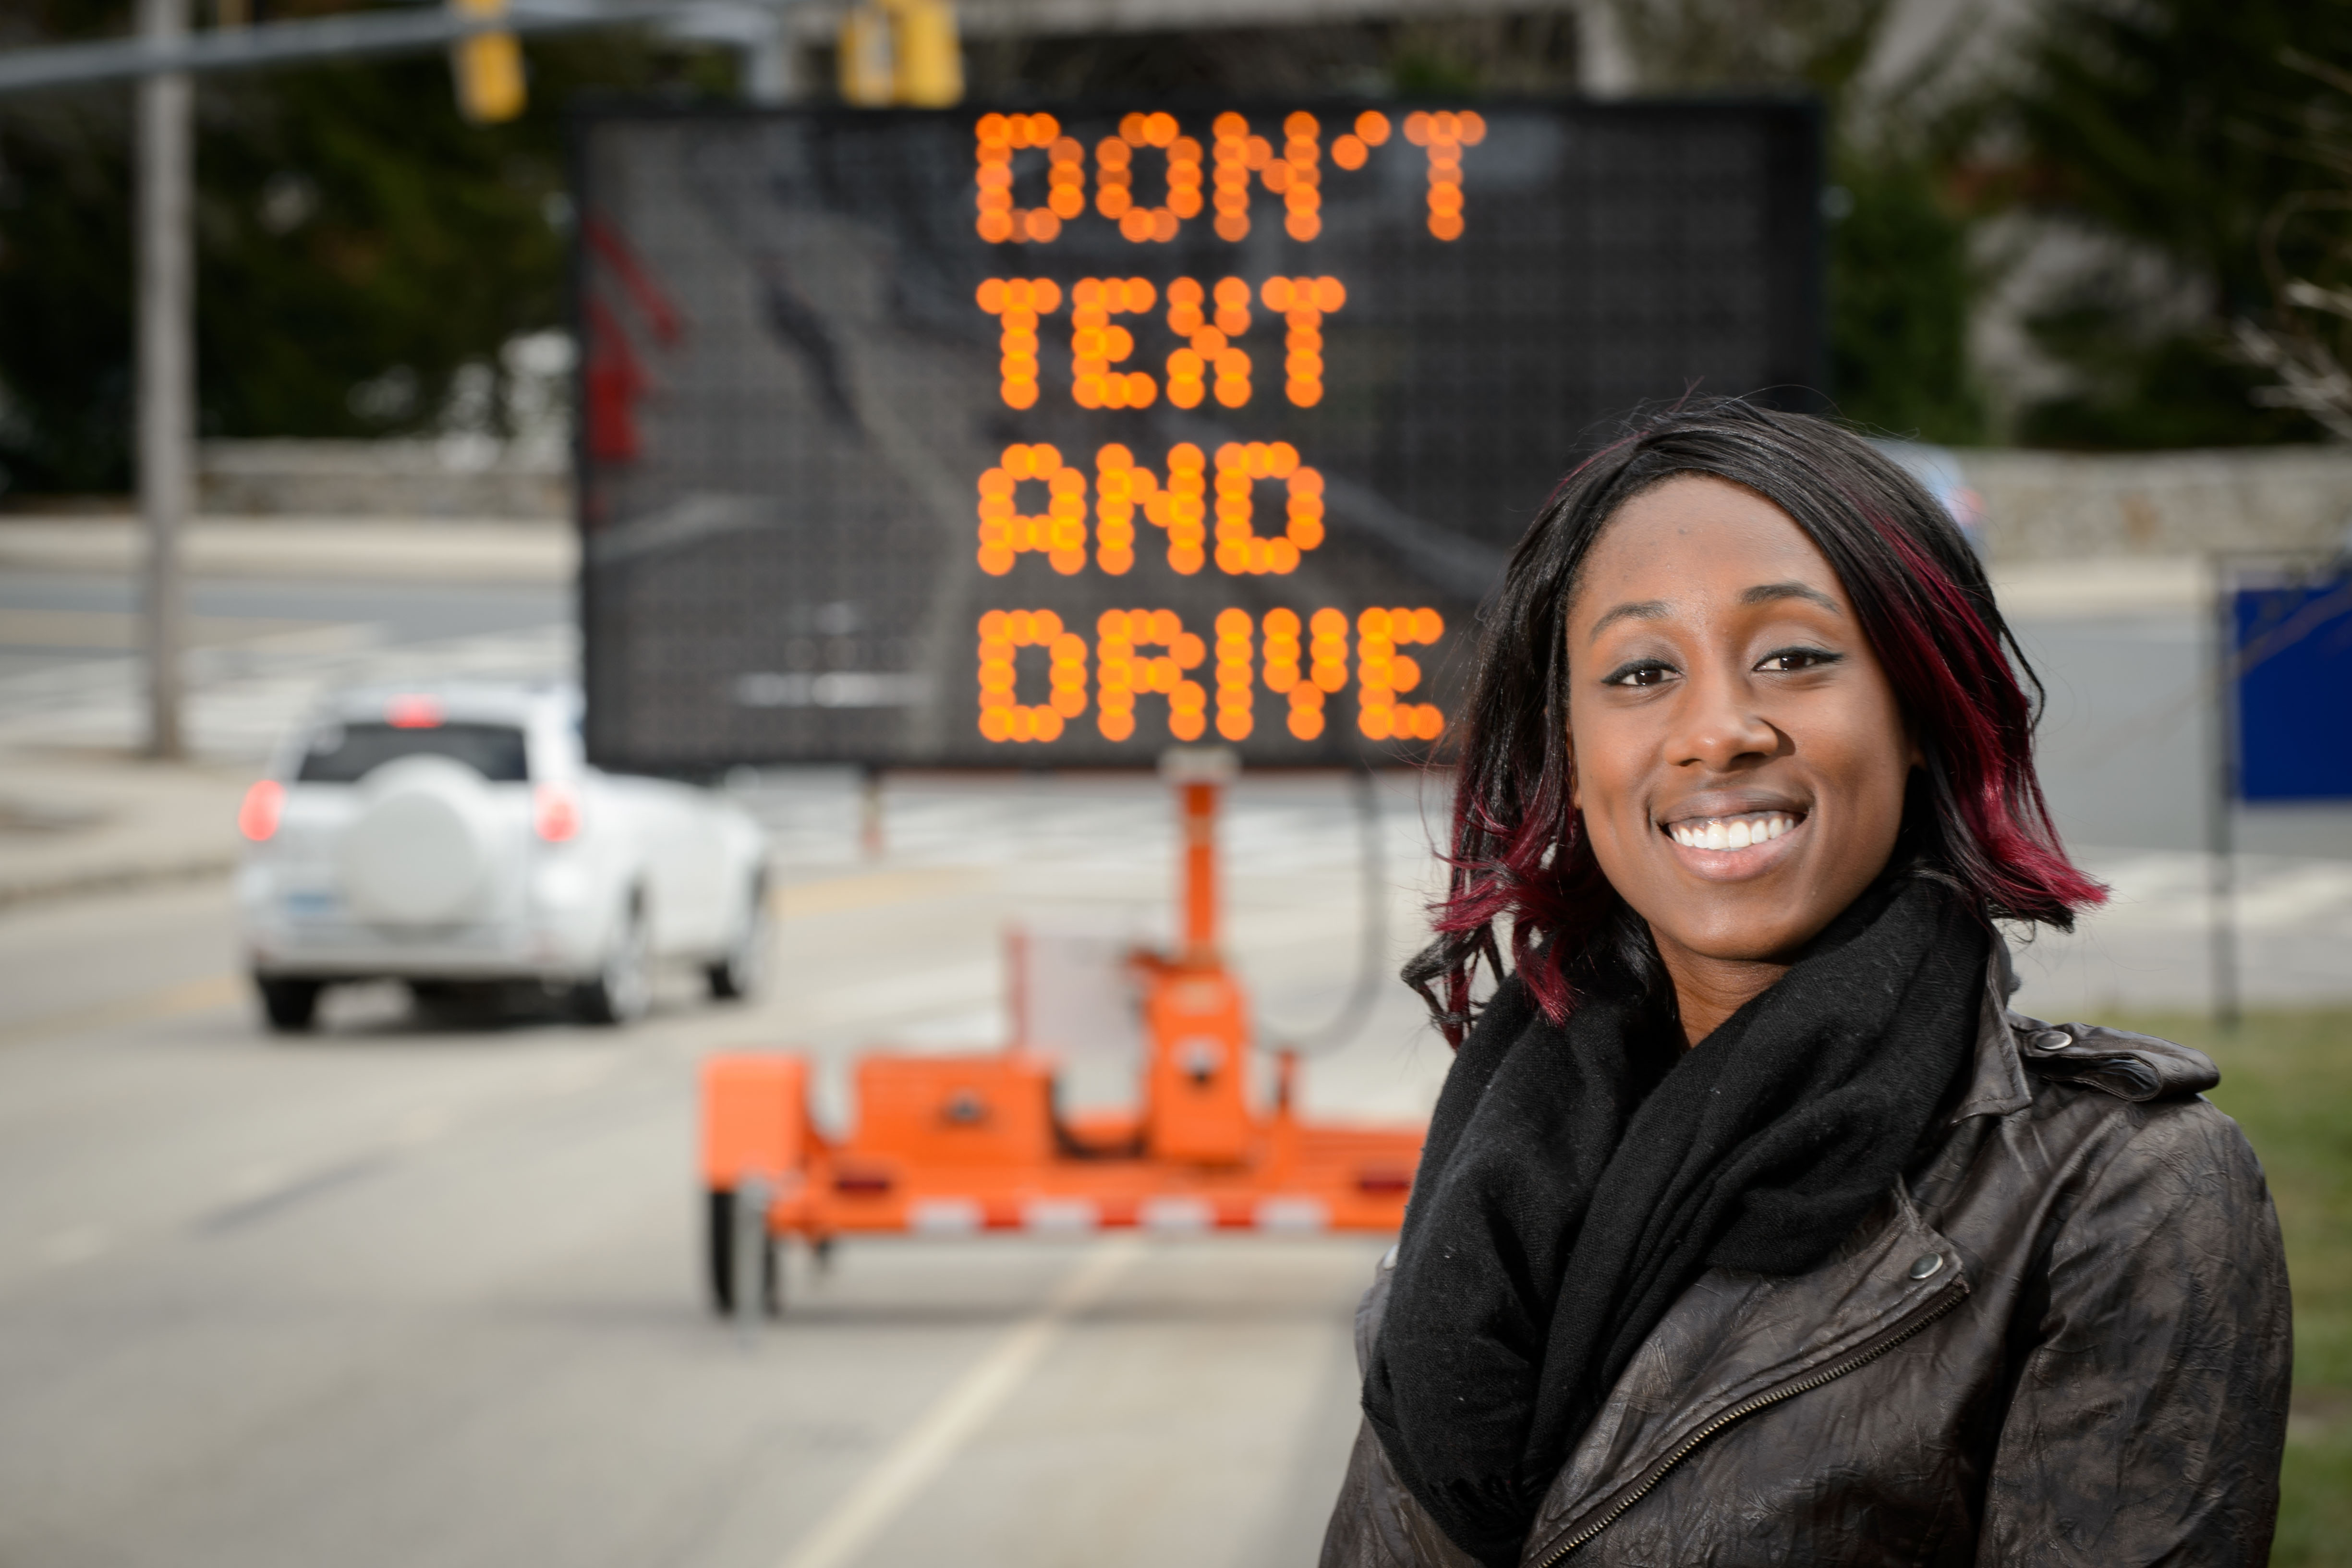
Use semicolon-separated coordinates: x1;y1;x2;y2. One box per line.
2235;578;2352;801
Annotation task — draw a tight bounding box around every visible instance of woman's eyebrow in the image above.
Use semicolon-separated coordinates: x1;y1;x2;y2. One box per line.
1741;581;1843;614
1585;599;1668;640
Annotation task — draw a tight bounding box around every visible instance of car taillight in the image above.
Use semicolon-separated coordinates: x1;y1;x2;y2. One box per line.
385;693;444;728
534;784;580;843
239;780;285;842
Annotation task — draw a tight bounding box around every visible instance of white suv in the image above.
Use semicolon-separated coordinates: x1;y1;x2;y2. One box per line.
235;681;768;1031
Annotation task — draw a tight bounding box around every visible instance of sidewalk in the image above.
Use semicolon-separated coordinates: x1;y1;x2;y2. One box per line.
0;513;2235;610
0;749;249;907
0;514;571;584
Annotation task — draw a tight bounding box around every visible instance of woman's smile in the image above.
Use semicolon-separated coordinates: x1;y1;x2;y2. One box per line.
1657;803;1808;876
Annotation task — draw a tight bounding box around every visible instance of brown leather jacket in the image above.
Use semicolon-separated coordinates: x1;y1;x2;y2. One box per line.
1322;953;2293;1568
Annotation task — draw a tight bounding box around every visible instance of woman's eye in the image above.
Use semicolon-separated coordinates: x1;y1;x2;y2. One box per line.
1758;647;1841;673
1604;661;1677;688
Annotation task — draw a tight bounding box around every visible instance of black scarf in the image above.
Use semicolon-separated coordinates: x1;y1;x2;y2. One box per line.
1361;872;1988;1567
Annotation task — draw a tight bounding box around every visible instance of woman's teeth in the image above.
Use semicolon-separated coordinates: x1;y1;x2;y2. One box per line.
1669;814;1797;851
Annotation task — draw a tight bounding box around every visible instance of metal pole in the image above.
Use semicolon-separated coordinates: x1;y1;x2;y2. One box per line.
137;0;192;760
740;18;800;105
859;765;885;859
2208;559;2240;1032
733;1173;773;1333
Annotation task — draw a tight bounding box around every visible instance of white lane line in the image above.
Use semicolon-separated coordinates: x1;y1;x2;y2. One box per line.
772;1237;1144;1568
37;1225;111;1269
222;1160;291;1201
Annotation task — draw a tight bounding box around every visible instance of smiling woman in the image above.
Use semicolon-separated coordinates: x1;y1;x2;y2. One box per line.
1563;475;1927;1043
1321;401;2293;1568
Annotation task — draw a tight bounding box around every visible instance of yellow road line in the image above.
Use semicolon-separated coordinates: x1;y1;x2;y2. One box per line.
0;972;242;1049
772;866;987;923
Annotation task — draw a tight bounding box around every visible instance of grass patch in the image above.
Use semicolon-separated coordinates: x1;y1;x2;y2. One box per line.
2091;1009;2352;1565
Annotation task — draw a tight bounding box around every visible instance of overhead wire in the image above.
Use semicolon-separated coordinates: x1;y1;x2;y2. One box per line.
1261;763;1390;1057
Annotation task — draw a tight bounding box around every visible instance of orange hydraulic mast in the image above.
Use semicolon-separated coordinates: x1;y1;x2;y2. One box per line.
1140;748;1251;1162
1179;776;1221;964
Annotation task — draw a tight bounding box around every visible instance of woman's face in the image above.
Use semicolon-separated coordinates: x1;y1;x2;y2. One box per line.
1565;475;1917;979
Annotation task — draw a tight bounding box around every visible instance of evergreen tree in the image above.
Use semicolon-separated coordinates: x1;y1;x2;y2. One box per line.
1827;148;1984;442
0;2;733;495
2008;0;2352;447
1603;0;1990;443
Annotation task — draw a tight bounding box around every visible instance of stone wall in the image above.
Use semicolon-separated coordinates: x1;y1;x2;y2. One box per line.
196;439;568;520
1955;447;2352;562
191;438;2352;558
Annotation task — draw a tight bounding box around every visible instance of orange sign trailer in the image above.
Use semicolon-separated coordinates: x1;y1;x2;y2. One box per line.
697;752;1427;1316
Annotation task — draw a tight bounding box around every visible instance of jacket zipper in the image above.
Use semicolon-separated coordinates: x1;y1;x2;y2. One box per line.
1530;1275;1971;1566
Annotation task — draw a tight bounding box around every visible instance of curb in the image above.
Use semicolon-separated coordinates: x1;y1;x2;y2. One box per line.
0;855;235;911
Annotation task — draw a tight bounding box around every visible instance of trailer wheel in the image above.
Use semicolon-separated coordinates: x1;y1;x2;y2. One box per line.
706;1189;734;1314
706;1188;781;1318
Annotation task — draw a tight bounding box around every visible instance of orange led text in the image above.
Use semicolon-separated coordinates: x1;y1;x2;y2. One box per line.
1096;608;1208;742
1357;605;1445;739
977;442;1087;575
1097;113;1203;243
1258;276;1345;406
977;608;1088;742
1404;109;1484;242
977;277;1061;409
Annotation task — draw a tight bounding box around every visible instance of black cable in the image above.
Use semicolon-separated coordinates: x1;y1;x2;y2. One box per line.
1262;764;1388;1057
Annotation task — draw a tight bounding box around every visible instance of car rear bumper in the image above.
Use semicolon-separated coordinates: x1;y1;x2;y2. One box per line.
246;920;594;983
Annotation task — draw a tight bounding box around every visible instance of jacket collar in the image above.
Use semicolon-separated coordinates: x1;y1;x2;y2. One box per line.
1945;942;2034;1124
1945;940;2222;1125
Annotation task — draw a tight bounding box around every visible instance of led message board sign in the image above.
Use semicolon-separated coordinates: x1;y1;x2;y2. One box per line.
572;99;1822;771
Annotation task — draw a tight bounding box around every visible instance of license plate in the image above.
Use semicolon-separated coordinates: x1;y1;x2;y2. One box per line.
282;890;338;919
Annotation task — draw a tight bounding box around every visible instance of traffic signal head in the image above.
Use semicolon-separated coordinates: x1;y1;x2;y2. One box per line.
449;0;525;124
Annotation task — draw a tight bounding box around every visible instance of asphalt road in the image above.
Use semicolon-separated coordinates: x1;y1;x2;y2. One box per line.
0;773;1453;1568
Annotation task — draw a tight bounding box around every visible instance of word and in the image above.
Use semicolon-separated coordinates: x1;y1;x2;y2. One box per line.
977;441;1325;578
975;606;1445;745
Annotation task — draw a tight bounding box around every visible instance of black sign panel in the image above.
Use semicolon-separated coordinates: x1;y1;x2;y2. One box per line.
573;99;1821;770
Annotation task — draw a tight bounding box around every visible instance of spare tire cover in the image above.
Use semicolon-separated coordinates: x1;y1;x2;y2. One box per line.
337;754;497;924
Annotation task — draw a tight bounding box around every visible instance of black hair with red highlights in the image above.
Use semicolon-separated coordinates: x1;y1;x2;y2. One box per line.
1406;398;2104;1044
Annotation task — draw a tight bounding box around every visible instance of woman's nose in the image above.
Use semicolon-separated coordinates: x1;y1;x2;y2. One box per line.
1669;671;1779;772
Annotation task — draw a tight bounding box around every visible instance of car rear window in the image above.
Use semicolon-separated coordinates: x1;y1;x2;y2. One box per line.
297;722;529;783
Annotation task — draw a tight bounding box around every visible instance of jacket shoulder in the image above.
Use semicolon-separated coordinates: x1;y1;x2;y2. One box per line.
1936;1014;2255;1209
1989;1015;2271;1228
2005;1012;2220;1103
